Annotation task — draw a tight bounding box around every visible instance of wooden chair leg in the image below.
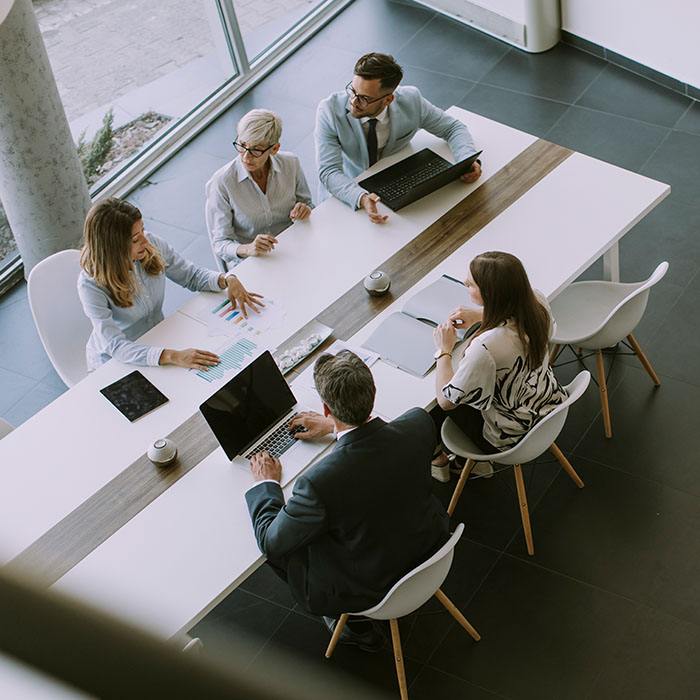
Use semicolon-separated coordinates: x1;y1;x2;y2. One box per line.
513;464;534;556
435;588;480;641
447;459;475;516
595;349;612;438
325;613;349;658
549;343;560;365
389;619;408;700
549;442;584;488
627;333;661;386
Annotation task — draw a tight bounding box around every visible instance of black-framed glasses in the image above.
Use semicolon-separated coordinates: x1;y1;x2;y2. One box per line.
233;141;274;157
345;81;393;107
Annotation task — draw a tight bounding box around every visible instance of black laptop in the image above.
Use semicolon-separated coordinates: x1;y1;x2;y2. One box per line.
199;351;328;486
358;148;482;211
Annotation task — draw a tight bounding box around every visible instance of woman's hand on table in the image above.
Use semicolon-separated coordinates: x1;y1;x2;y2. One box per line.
221;274;265;319
448;305;482;330
160;348;220;370
433;321;457;353
289;202;311;221
289;411;334;439
237;234;277;257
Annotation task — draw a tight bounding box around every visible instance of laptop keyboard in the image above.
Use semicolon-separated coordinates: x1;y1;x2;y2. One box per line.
244;413;307;459
375;159;453;201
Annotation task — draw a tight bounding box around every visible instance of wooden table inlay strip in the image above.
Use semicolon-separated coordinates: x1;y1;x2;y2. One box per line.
8;412;218;586
317;139;572;340
7;138;571;586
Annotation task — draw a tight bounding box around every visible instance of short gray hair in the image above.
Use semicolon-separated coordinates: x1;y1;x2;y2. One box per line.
313;350;375;427
237;109;282;146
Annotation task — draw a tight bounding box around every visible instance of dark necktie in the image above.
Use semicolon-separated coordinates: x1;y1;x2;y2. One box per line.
367;118;378;166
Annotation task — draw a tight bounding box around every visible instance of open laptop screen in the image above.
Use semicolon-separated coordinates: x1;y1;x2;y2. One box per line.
199;351;296;460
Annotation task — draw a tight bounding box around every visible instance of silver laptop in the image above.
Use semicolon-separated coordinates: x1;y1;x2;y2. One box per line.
199;350;328;486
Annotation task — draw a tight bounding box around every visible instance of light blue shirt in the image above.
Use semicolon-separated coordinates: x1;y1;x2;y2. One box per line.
78;233;221;369
315;85;477;209
205;151;313;266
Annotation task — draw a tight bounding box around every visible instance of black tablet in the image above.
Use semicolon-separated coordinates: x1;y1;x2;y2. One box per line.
100;370;169;422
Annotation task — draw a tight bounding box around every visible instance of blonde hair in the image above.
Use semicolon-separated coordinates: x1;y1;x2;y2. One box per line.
237;109;282;146
80;198;164;308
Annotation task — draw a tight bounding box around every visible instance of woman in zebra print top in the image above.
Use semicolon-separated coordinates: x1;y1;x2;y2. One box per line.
432;251;567;451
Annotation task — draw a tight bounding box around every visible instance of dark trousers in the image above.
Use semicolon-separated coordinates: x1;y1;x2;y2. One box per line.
430;404;496;455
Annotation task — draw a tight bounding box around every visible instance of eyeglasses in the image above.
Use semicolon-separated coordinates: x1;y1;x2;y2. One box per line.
233;141;274;158
345;81;393;107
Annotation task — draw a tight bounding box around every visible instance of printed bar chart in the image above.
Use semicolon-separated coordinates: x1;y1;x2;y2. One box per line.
200;298;283;337
196;336;258;383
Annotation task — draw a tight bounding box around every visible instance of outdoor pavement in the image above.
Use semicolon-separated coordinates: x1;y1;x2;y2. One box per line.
32;0;318;123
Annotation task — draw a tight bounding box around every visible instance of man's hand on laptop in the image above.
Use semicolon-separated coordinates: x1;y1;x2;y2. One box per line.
360;193;388;224
460;161;482;184
290;411;334;439
250;451;282;483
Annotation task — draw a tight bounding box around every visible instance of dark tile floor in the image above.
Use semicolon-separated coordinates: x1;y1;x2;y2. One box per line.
2;1;700;697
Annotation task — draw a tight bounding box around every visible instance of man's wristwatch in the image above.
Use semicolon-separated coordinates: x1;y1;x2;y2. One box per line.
221;271;237;288
433;349;452;361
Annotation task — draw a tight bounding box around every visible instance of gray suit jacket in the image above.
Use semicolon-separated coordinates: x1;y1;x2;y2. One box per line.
314;85;477;208
245;408;450;616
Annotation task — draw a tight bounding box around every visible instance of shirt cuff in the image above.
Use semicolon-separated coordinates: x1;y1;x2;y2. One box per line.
245;479;281;495
148;346;165;367
207;270;223;292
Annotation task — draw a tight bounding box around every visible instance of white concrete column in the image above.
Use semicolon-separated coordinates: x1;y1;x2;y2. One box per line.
0;0;90;276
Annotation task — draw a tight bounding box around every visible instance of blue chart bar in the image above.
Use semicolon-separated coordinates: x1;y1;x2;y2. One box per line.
196;337;258;383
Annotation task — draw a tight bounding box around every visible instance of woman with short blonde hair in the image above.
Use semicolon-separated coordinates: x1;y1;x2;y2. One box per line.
205;108;313;268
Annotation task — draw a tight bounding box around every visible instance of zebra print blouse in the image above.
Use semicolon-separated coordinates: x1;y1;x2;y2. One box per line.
442;300;567;449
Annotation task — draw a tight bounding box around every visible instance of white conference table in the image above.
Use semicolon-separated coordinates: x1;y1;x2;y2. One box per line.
0;107;669;640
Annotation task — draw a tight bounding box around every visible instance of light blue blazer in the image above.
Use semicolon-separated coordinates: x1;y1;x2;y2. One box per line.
314;85;477;209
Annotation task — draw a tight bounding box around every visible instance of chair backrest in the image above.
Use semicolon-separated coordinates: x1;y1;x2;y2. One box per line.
0;418;14;440
27;250;91;388
584;261;668;349
356;524;465;620
491;370;591;466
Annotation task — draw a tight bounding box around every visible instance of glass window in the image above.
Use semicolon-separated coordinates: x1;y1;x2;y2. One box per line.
0;198;16;275
35;0;237;186
232;0;326;61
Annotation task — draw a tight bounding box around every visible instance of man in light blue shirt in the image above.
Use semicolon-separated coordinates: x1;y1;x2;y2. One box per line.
315;53;481;224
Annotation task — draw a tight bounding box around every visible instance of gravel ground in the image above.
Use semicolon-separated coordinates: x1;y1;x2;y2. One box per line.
85;111;171;186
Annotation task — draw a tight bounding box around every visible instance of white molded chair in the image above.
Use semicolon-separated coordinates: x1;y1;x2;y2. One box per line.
442;371;590;556
325;523;479;700
0;418;14;439
27;249;92;388
549;262;668;438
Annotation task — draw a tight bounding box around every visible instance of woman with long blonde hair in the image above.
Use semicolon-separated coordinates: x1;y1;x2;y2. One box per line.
78;197;263;370
431;251;566;480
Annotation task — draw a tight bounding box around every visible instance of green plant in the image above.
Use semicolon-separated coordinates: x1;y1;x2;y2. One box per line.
76;108;115;182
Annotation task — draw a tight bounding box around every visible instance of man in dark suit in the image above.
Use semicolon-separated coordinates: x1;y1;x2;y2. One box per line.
245;350;449;649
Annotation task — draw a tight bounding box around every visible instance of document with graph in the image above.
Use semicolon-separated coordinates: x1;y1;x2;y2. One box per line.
196;296;286;338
